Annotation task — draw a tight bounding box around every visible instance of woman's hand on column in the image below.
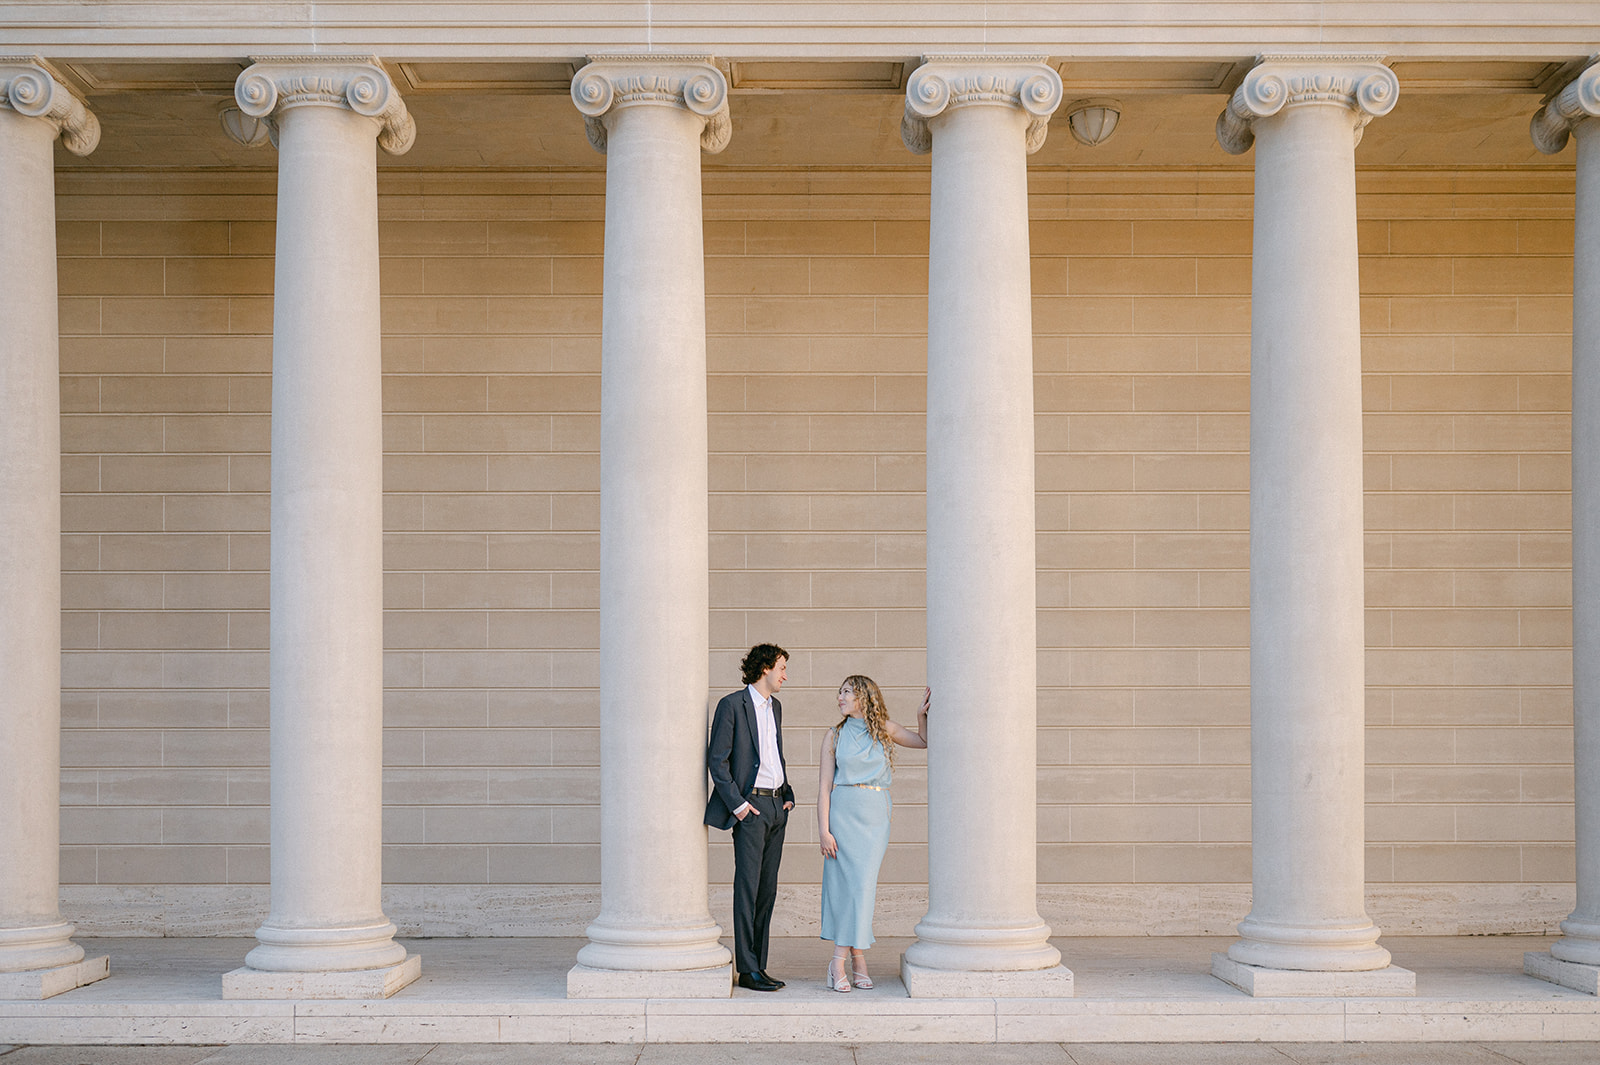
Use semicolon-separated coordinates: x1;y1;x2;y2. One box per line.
889;688;931;749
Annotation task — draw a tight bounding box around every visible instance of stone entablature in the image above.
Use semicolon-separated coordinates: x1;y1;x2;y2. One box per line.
3;2;1600;56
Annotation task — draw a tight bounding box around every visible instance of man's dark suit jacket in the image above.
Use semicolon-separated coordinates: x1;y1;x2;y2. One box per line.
704;686;795;830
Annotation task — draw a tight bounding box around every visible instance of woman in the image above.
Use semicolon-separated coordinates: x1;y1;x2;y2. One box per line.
817;675;929;991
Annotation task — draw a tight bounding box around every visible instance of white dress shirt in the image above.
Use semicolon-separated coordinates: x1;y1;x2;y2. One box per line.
750;684;785;790
734;684;786;818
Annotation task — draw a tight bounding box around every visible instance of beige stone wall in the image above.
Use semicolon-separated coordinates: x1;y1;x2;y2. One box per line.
53;167;1576;936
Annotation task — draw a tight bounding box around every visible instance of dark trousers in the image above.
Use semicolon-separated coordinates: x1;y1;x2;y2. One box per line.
730;792;787;974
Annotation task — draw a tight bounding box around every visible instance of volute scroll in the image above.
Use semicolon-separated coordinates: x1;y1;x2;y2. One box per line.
230;56;414;155
570;56;732;156
0;56;99;156
901;55;1064;156
1216;55;1398;156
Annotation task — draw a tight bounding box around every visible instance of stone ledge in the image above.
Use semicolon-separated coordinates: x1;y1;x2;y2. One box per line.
900;956;1074;998
221;953;420;1000
1524;950;1600;994
8;937;1600;1044
0;955;109;1001
1211;953;1417;997
59;883;1581;939
566;962;732;999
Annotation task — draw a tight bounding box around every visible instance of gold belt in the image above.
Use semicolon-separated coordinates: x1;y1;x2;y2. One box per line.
842;783;887;791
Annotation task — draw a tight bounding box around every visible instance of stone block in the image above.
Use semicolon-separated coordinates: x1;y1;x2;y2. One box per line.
0;954;109;999
1209;952;1416;996
899;957;1074;998
221;953;421;999
565;962;732;998
1524;950;1600;994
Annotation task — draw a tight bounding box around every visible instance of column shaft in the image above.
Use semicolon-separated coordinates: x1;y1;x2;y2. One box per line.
0;60;106;999
919;103;1051;963
224;58;417;996
1234;100;1384;969
1520;59;1600;995
249;101;401;973
1555;107;1600;969
1213;58;1407;992
568;56;732;998
586;101;720;966
0;99;76;978
898;57;1071;997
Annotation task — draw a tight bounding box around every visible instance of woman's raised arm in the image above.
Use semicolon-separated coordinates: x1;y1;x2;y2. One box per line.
886;686;930;749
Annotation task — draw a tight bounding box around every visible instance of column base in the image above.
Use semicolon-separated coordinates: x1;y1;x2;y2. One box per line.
900;956;1074;998
566;962;731;998
1211;953;1415;997
222;953;420;999
0;955;108;1000
1524;950;1600;994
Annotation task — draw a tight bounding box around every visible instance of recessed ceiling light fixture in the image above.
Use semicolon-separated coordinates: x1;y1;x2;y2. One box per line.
1065;97;1122;146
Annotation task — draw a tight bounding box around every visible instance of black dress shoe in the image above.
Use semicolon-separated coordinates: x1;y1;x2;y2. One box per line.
737;971;781;991
756;969;785;988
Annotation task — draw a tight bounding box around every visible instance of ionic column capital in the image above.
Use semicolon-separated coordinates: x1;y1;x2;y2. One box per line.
1532;58;1600;154
1216;54;1398;155
0;57;98;155
233;56;414;155
570;55;731;155
901;55;1064;155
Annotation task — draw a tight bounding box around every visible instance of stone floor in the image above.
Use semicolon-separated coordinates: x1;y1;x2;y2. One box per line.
2;937;1599;1045
4;1044;1600;1064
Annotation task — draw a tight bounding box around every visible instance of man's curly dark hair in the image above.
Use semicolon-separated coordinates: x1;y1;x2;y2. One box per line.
740;643;789;686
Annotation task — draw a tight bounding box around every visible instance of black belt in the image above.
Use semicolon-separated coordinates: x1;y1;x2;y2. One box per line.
749;787;783;797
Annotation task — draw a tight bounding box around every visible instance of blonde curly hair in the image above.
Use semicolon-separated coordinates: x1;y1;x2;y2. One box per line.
835;674;895;768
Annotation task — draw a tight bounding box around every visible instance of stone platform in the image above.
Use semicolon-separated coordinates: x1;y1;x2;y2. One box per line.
2;936;1598;1045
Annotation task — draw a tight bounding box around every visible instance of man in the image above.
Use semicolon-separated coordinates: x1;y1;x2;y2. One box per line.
705;643;794;992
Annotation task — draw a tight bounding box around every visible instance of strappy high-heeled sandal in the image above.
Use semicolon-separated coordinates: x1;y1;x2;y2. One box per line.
850;953;873;989
826;957;852;992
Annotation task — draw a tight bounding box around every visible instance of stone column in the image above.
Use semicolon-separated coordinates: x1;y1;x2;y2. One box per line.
0;57;108;1001
1525;59;1600;996
221;57;420;1000
566;55;734;999
1209;55;1413;997
898;55;1073;998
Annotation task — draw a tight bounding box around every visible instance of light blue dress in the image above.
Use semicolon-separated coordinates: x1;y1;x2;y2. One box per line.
820;716;892;949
